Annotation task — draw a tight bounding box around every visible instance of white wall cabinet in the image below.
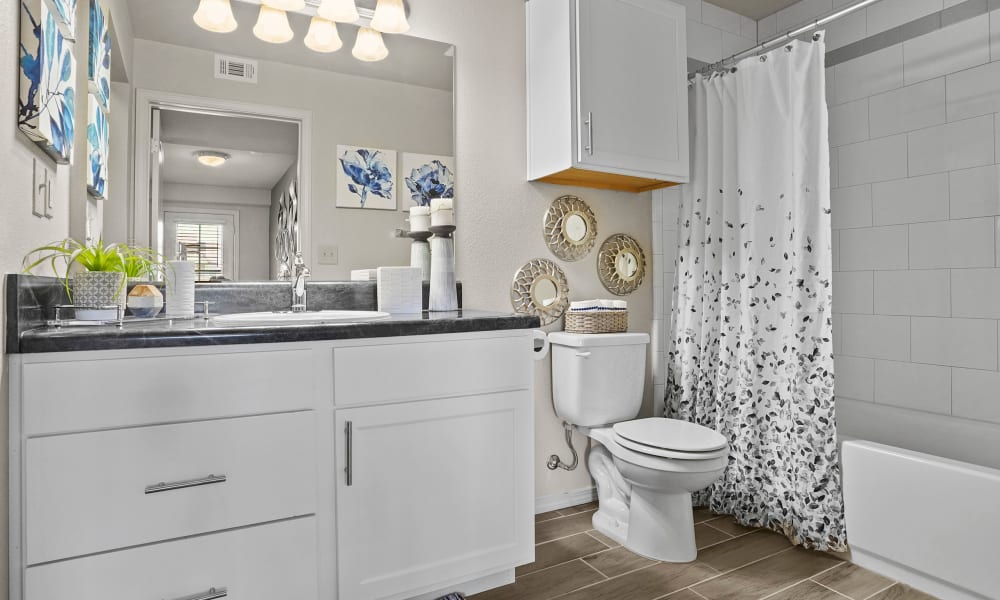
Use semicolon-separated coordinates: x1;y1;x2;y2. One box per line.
9;331;535;600
527;0;689;193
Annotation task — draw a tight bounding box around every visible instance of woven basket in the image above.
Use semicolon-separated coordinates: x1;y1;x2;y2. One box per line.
564;310;628;334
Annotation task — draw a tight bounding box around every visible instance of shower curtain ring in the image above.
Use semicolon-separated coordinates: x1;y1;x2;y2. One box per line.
813;32;822;41
759;55;767;62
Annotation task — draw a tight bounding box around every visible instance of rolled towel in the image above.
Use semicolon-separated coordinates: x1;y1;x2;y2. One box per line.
568;299;628;312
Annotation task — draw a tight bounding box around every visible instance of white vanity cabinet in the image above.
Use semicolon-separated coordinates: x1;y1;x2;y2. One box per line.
9;330;536;600
527;0;689;193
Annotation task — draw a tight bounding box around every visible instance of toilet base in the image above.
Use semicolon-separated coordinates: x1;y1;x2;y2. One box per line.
625;488;697;562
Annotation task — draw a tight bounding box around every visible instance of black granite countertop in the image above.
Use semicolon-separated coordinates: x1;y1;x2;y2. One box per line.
15;310;540;353
5;275;540;354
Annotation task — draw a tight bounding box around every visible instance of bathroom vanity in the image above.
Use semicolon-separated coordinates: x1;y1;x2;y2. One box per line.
7;285;539;600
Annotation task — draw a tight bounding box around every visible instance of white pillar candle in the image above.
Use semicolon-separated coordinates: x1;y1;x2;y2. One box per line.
430;198;454;227
409;206;430;232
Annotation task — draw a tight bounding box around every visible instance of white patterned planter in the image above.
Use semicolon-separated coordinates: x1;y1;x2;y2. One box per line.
71;271;125;320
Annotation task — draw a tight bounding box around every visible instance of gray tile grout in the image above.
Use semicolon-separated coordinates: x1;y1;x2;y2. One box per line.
862;581;900;600
756;561;850;600
577;556;611;581
810;575;859;600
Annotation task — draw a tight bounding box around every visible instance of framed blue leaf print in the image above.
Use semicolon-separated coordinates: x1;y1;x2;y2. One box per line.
47;0;78;40
87;93;109;200
336;145;397;210
88;0;110;109
19;0;77;164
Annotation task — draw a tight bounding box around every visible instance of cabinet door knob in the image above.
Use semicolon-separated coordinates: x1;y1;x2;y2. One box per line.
345;421;354;487
584;112;594;155
145;474;227;495
165;586;227;600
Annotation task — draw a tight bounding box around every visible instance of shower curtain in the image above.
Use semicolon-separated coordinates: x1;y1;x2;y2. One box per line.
666;35;846;551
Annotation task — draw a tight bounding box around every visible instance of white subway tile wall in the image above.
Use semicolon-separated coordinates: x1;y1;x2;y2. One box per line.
658;1;1000;446
683;1;756;65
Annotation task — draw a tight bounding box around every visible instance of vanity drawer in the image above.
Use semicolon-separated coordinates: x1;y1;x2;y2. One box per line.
23;517;317;600
24;411;316;565
334;335;531;406
21;348;316;435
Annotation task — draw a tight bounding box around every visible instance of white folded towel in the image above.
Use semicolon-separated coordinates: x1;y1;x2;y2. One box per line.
568;299;627;312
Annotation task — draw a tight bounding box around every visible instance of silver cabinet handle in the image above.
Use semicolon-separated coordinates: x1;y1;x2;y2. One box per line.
166;587;227;600
576;352;592;358
145;474;227;495
584;112;594;155
345;421;353;487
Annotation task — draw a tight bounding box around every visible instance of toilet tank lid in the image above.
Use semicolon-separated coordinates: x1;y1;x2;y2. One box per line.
548;332;650;348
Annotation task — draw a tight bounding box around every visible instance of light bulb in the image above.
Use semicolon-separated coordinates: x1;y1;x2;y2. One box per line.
253;5;294;44
304;16;342;53
195;151;231;167
352;27;389;62
370;0;409;34
261;0;305;10
317;0;359;23
193;0;237;33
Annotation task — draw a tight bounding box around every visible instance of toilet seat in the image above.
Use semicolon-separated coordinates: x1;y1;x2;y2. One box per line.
614;418;727;453
587;427;728;474
613;434;729;460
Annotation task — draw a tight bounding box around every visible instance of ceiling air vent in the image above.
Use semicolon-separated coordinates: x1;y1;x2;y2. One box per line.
215;54;258;83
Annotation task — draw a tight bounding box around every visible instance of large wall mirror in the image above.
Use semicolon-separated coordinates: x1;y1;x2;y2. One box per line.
125;0;455;281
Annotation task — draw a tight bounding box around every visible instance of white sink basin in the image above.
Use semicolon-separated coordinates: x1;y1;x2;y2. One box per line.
212;310;391;326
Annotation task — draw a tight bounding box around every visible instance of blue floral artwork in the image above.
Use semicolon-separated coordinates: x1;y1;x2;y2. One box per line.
48;0;77;39
18;0;77;164
336;145;397;210
88;0;110;109
400;153;455;208
87;93;108;199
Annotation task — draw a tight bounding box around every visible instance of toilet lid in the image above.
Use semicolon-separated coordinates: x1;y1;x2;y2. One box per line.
613;418;728;453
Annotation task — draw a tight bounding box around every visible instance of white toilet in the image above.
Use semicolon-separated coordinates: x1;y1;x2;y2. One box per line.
549;332;729;563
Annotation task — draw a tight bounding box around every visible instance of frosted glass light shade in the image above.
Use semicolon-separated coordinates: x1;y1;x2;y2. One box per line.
261;0;305;10
193;0;238;33
253;5;294;44
370;0;409;34
352;27;389;62
305;17;343;53
317;0;359;23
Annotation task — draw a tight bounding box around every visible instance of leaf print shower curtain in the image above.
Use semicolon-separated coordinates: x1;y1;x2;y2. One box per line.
666;36;846;551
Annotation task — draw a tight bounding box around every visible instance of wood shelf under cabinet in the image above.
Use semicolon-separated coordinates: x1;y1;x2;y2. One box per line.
534;167;681;194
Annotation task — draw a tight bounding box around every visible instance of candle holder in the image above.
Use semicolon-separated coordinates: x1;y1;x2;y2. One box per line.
394;229;433;281
428;225;458;311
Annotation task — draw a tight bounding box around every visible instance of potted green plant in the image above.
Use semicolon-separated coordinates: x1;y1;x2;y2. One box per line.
22;239;160;320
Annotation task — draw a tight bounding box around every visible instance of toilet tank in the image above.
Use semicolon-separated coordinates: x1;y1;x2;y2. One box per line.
548;332;650;427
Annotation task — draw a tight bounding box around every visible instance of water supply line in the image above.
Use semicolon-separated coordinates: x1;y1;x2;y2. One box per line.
547;422;579;471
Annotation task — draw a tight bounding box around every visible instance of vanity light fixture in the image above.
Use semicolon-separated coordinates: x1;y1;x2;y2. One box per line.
370;0;409;34
304;16;343;52
195;151;232;167
352;26;389;62
317;0;359;23
193;0;238;33
253;5;295;44
261;0;305;10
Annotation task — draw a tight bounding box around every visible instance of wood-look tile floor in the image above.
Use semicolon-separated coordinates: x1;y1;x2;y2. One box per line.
470;503;939;600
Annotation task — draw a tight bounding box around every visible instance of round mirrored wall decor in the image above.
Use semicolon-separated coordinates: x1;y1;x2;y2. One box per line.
543;195;598;262
598;234;646;296
510;258;570;326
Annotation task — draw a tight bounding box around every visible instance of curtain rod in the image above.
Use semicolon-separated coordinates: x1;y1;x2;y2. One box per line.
688;0;884;78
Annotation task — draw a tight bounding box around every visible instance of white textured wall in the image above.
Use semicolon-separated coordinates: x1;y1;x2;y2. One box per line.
130;39;454;280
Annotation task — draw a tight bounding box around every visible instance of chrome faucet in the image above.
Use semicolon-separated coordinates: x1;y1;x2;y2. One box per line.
291;253;310;313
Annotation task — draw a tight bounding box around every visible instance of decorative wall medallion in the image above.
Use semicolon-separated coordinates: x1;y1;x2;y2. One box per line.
401;152;455;208
543;195;597;262
86;93;109;199
336;145;397;210
511;258;570;326
88;0;111;109
19;0;77;164
598;234;646;296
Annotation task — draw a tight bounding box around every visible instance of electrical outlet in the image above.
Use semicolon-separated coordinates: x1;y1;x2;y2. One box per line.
318;245;339;265
31;159;47;218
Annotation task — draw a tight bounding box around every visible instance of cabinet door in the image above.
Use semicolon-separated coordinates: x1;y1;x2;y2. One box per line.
335;392;533;600
576;0;688;178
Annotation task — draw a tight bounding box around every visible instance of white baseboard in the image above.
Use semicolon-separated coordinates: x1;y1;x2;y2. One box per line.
852;549;989;600
535;487;597;514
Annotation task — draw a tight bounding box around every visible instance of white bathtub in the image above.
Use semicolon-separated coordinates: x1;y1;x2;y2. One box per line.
843;441;1000;600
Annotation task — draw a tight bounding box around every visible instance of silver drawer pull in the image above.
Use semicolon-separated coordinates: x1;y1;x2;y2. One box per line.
166;587;227;600
145;474;227;495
